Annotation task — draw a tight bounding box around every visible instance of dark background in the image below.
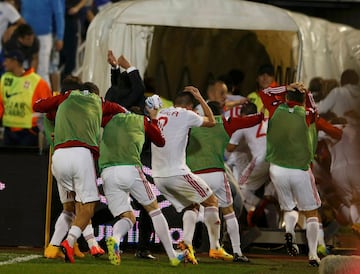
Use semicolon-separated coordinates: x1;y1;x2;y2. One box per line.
251;0;360;29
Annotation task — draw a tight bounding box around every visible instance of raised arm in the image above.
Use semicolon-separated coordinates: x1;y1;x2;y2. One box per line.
184;86;215;127
144;107;165;147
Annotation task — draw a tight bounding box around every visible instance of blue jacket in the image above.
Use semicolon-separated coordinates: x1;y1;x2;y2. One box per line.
22;0;65;40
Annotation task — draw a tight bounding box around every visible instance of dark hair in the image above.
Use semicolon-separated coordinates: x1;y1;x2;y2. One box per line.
228;69;244;85
240;102;257;115
308;77;323;93
174;91;196;108
257;64;275;76
14;24;34;38
286;89;305;103
83;81;100;95
61;75;83;94
207;101;222;115
4;49;25;64
340;69;359;86
308;77;324;102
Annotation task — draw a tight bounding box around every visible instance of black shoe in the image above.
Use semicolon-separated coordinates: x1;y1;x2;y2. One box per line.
309;259;320;267
233;253;250;263
308;256;320;267
135;250;156;260
284;233;299;256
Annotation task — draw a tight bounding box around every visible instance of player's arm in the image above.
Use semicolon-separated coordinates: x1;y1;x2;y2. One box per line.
143;106;165;147
316;116;343;140
225;97;248;111
226;129;243;152
259;86;286;118
223;112;264;136
184;86;215;127
102;100;127;116
33;92;68;113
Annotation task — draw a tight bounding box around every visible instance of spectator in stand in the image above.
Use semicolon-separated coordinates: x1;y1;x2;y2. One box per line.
3;23;39;72
0;49;51;146
317;69;360;117
21;0;64;87
81;0;111;40
60;0;88;80
0;0;25;75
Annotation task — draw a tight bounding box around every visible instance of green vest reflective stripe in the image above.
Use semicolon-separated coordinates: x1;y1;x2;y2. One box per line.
266;104;312;170
54;90;102;147
99;113;145;171
186;115;229;172
1;71;41;128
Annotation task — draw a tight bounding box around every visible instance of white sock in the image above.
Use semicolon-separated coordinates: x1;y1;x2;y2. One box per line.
204;206;221;250
182;210;198;246
306;217;319;257
66;225;82;247
224;212;242;255
318;223;325;246
112;217;133;244
49;211;73;246
82;224;98;248
284;210;299;237
150;208;177;259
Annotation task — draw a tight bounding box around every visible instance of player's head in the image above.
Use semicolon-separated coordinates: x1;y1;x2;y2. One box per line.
340;69;359;86
61;75;83;94
14;23;35;47
174;91;196;109
240;102;257;115
206;80;228;108
3;49;25;72
308;77;323;102
83;81;100;95
286;88;305;104
257;64;275;90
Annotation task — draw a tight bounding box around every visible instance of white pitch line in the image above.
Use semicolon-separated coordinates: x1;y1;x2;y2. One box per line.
0;255;41;266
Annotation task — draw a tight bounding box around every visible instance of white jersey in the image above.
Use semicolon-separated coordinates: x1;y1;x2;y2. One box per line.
0;3;21;52
317;84;360;117
319;123;360;171
151;106;203;177
229;118;268;162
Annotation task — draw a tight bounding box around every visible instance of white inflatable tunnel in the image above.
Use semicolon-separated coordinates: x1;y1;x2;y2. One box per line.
81;0;360;98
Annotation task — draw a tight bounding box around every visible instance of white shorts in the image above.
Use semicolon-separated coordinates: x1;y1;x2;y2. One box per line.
239;158;270;191
101;165;156;217
154;173;213;213
269;164;321;211
52;147;99;204
197;171;233;208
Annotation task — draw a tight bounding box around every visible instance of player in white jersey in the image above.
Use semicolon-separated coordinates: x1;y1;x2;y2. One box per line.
152;86;222;265
227;103;278;228
319;112;360;232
